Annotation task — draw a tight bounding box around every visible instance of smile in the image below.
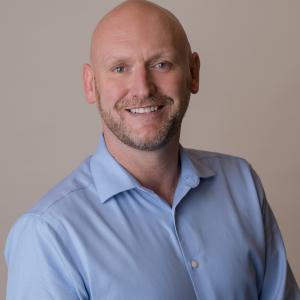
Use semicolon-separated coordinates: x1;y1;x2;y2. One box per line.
127;105;163;114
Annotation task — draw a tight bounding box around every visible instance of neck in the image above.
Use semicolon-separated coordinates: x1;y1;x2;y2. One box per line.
104;132;181;205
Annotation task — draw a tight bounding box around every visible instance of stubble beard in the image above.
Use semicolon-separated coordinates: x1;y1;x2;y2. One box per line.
96;90;190;151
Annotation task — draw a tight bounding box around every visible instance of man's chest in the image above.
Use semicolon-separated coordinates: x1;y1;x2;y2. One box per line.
65;190;263;300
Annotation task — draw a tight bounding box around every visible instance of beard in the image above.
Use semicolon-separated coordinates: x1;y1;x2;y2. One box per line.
96;90;190;151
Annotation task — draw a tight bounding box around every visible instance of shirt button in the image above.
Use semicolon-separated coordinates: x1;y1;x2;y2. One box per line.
191;259;199;269
184;176;199;187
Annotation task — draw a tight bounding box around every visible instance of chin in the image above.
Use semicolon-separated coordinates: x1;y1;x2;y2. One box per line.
120;131;174;151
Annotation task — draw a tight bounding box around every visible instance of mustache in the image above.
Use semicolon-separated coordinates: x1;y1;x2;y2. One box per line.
115;95;173;110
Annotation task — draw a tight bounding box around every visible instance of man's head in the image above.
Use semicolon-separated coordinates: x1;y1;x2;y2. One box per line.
83;0;200;151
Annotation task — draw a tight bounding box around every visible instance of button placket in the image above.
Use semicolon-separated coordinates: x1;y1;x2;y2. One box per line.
172;209;203;300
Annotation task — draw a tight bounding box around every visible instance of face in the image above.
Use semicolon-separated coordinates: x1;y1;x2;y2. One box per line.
84;9;199;151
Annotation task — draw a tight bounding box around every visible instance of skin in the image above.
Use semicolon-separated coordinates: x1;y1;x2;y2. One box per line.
83;0;200;204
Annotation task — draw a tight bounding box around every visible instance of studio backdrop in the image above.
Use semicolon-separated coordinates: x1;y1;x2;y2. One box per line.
1;0;299;297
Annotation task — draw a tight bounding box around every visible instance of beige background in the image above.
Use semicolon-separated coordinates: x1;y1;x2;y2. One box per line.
1;0;299;297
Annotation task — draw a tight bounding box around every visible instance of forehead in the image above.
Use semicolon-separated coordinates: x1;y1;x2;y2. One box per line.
92;8;187;64
103;30;177;60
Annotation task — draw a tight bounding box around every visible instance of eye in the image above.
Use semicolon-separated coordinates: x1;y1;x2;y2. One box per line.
112;65;126;73
153;61;172;71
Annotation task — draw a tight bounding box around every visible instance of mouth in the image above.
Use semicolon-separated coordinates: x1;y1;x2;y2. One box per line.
126;105;164;114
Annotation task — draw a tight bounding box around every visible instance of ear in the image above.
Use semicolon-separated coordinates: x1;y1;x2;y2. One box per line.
190;52;200;94
83;64;97;104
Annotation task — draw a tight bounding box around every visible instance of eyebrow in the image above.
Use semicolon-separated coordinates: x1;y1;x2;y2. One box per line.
149;50;177;61
102;48;178;67
102;56;130;67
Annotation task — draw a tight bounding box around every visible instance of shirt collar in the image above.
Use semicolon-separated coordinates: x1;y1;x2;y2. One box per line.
90;135;140;203
180;147;216;183
90;135;216;203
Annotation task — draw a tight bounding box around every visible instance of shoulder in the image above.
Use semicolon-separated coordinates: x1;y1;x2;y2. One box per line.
26;156;96;219
185;148;251;172
185;147;265;201
5;156;97;258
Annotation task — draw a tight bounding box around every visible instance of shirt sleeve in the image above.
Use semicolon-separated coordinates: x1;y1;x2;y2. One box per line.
251;169;300;299
5;213;88;300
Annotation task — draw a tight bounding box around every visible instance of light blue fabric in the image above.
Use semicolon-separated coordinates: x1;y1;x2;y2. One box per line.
5;135;300;299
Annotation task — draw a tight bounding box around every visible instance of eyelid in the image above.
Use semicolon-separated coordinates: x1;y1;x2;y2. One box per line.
111;64;127;73
152;61;172;70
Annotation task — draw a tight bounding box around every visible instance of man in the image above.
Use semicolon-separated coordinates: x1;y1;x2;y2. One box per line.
5;0;300;299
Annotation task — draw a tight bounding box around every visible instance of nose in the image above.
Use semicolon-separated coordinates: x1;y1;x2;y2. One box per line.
130;65;156;99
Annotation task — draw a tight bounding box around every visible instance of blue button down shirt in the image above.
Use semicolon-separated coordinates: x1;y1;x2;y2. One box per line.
5;136;300;299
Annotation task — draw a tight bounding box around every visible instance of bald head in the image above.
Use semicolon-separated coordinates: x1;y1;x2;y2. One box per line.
90;0;191;66
83;0;200;151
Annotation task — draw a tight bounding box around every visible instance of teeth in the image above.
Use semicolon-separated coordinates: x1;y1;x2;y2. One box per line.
129;106;159;114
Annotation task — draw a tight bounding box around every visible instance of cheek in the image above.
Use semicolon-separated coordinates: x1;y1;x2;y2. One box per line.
157;74;189;99
97;79;129;108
